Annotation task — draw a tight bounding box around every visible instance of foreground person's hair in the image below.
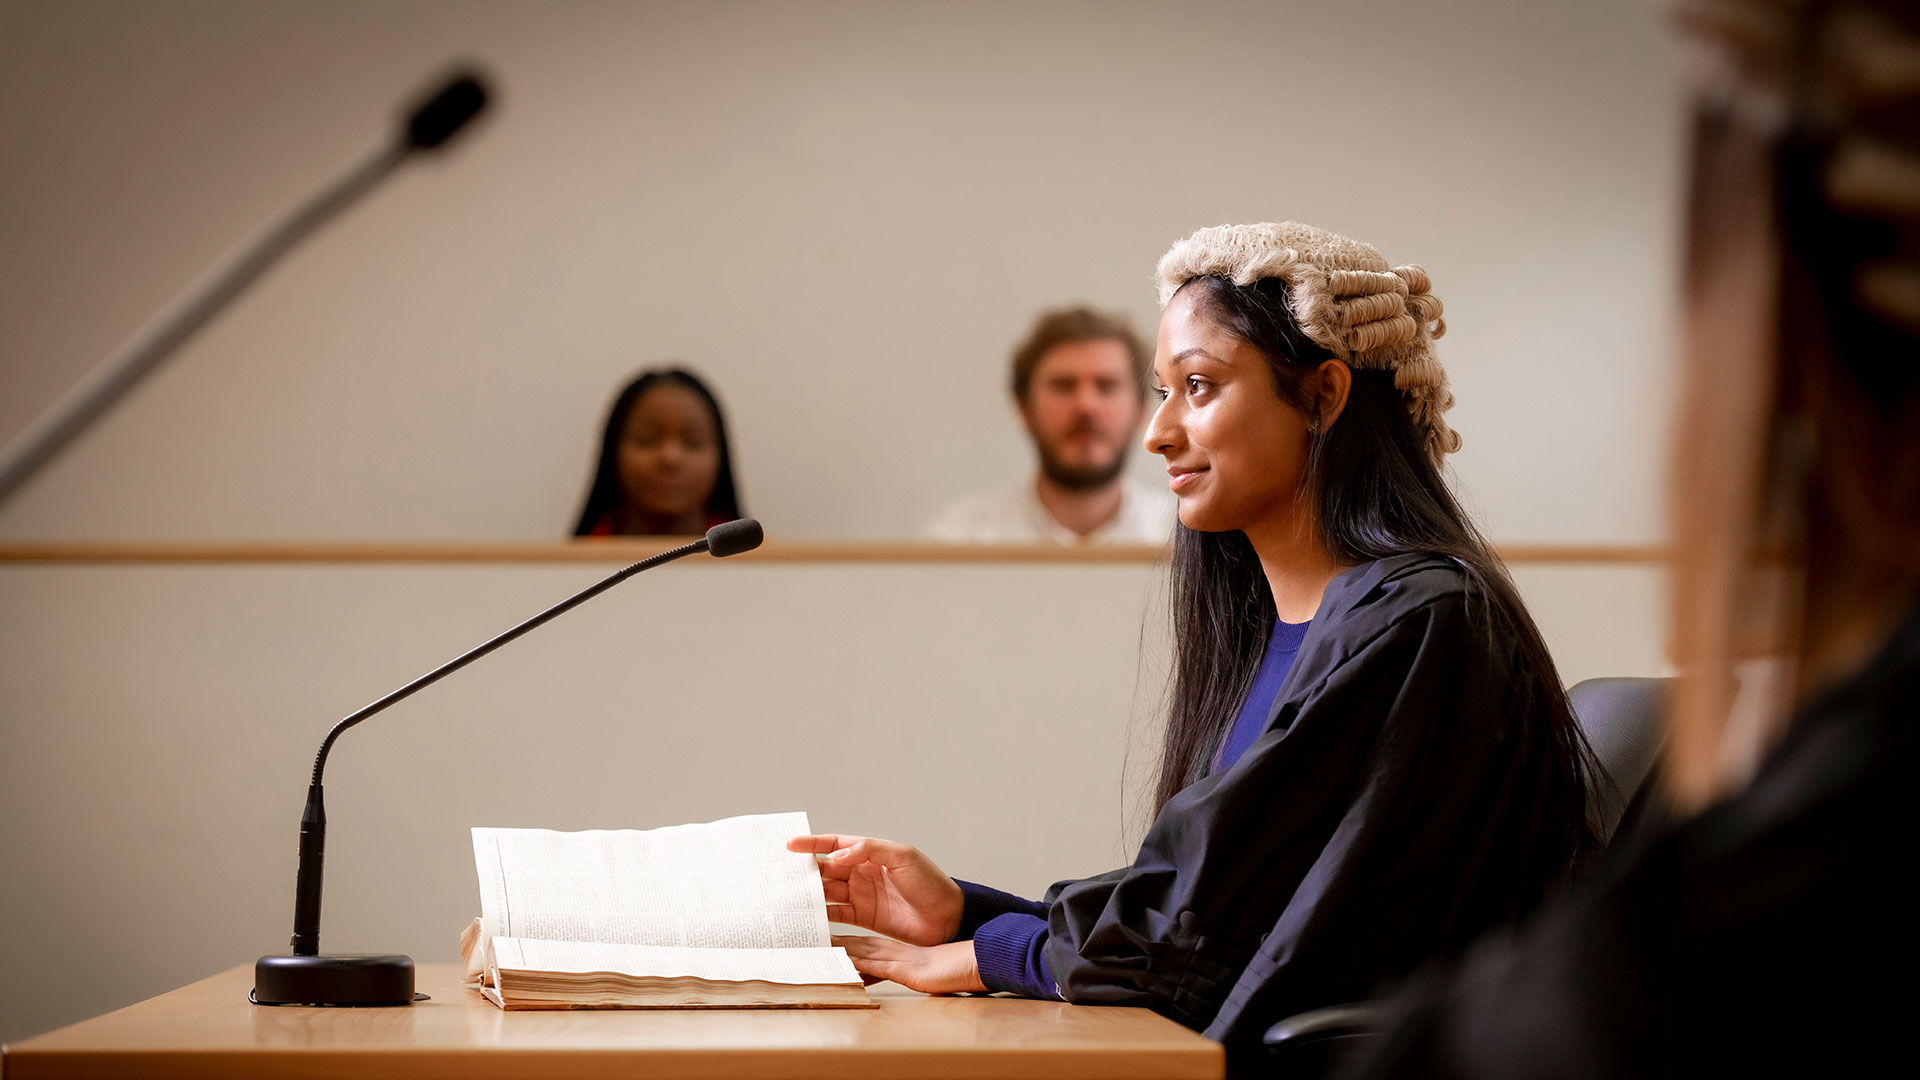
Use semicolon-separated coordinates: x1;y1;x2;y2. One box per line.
1667;0;1920;808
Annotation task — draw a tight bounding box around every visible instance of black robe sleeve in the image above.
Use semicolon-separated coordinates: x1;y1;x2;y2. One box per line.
1044;577;1569;1071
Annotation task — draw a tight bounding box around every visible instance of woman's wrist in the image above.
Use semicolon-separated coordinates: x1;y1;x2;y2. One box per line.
938;876;965;942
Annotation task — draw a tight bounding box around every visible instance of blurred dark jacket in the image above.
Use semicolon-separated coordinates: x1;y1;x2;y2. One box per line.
1352;608;1920;1078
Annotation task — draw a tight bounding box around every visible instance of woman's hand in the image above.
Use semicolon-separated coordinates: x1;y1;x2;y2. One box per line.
787;834;965;946
834;935;986;995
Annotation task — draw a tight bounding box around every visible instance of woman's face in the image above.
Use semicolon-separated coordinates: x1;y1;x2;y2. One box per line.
617;383;721;519
1145;290;1315;537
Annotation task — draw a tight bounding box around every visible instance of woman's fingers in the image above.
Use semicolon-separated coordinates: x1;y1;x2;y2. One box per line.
793;835;860;882
791;834;874;880
833;933;877;952
832;934;905;977
833;934;907;958
823;880;881;930
787;834;860;856
789;834;916;870
835;837;924;870
828;838;877;867
829;935;983;994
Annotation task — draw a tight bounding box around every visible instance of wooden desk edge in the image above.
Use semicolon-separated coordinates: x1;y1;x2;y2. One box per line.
5;1047;1221;1080
4;1046;1220;1080
2;966;1224;1080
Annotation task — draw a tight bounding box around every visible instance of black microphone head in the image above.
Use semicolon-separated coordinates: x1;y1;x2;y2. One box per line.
403;68;491;151
704;518;764;558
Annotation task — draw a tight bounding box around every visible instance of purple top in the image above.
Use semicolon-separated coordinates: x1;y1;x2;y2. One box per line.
964;619;1311;999
1213;618;1312;772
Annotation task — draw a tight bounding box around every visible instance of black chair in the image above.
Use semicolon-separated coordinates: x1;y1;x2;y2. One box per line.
1260;676;1670;1074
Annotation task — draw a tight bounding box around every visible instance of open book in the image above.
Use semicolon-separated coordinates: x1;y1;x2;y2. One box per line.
463;811;873;1009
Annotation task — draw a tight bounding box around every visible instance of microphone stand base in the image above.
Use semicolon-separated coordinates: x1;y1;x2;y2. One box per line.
252;953;416;1006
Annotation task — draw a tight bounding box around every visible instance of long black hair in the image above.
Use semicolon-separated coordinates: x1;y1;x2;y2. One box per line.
571;367;743;536
1154;275;1595;863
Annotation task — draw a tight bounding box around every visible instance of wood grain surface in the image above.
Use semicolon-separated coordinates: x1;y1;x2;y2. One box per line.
0;963;1224;1080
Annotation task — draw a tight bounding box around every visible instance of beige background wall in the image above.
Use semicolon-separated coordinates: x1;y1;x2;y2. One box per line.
0;0;1684;542
0;558;1667;1044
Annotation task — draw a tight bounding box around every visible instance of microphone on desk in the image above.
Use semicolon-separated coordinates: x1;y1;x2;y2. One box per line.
0;66;492;508
252;518;766;1007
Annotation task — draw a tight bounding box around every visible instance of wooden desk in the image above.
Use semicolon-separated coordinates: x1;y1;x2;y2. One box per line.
1;964;1224;1079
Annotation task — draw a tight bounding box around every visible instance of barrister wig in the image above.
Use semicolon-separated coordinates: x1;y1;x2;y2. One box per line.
1156;221;1461;464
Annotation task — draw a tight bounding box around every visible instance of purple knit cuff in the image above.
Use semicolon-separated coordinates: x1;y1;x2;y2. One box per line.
951;879;1049;941
972;913;1062;1000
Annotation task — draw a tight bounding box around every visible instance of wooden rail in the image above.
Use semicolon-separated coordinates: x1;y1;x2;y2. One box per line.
0;540;1670;565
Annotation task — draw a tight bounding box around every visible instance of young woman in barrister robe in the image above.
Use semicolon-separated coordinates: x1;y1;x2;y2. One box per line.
572;368;744;537
1351;1;1920;1074
794;222;1597;1073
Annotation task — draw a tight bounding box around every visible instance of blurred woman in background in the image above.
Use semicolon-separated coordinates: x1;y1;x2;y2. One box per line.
1356;0;1920;1073
572;368;743;537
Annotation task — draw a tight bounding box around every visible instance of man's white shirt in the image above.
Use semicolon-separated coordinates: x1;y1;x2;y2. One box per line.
923;478;1176;545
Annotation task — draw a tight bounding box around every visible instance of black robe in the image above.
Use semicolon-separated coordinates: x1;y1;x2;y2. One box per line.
1041;553;1578;1074
1350;608;1920;1079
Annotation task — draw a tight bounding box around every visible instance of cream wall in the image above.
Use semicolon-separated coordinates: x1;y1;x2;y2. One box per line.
0;558;1667;1043
0;0;1684;541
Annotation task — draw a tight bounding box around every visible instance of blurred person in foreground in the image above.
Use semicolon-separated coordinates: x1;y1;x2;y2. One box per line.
924;306;1175;544
801;223;1597;1077
572;368;743;536
1354;1;1920;1075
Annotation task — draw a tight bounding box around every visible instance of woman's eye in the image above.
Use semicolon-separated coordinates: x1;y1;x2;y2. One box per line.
1152;386;1170;401
1186;376;1208;395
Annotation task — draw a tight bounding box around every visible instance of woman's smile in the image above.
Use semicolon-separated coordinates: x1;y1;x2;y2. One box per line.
1167;465;1208;492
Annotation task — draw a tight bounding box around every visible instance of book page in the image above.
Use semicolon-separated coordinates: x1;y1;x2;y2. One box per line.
472;811;829;949
490;936;861;986
460;916;485;978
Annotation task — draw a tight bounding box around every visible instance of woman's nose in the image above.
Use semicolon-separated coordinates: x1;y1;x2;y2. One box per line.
1144;399;1178;457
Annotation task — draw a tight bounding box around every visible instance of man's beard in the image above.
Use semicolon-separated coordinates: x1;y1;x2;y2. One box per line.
1036;437;1129;492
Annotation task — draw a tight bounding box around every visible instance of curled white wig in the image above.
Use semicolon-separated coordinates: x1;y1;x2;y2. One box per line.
1156;221;1460;462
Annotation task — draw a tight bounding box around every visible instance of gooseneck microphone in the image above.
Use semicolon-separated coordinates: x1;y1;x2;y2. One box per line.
253;519;765;1007
0;67;492;508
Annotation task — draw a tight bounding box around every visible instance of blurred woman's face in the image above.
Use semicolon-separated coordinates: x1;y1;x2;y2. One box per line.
1145;290;1314;537
618;384;721;520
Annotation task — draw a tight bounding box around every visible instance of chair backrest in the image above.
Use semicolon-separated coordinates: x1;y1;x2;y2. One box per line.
1567;676;1669;845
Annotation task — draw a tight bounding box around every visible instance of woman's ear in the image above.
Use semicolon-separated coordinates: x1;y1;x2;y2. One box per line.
1313;359;1352;432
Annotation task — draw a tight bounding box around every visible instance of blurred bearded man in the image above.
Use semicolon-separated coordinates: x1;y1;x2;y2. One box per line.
926;306;1174;544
